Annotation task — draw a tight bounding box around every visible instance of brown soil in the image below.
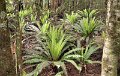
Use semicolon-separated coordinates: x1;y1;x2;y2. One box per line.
38;62;101;76
80;49;102;76
66;63;80;76
39;65;56;76
38;62;80;76
90;49;103;61
38;49;102;76
22;47;102;76
80;63;101;76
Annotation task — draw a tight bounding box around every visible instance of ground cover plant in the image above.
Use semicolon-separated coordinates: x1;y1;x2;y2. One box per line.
23;25;81;76
22;9;102;76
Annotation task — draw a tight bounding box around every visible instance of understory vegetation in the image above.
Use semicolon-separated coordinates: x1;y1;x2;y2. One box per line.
21;8;102;76
0;0;120;76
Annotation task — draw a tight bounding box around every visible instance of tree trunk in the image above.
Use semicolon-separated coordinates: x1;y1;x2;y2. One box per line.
14;0;22;75
43;0;49;10
35;0;42;21
0;0;16;76
101;0;120;76
51;0;58;11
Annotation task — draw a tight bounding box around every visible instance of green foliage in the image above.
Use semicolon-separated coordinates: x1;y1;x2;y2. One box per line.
19;8;32;31
78;43;100;64
37;20;50;35
22;70;27;76
46;26;69;60
30;14;36;22
66;11;79;24
40;10;50;24
40;21;50;34
23;26;81;76
74;17;100;38
68;9;100;38
19;7;32;22
78;9;98;19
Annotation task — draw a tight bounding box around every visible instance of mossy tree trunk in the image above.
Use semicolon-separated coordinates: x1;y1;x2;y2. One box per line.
14;0;22;75
0;0;16;76
101;0;120;76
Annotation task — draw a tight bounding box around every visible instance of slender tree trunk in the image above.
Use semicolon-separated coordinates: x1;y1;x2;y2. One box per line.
51;0;58;11
101;0;120;76
14;0;22;75
35;0;42;21
0;0;16;76
43;0;49;10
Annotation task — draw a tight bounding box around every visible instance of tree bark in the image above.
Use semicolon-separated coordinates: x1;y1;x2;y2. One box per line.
35;0;42;21
0;0;16;76
51;0;58;11
101;0;120;76
14;0;22;75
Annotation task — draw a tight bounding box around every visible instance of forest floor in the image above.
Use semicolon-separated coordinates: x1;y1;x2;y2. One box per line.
39;49;102;76
22;31;103;76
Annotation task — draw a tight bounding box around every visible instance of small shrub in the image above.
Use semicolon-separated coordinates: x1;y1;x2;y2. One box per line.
66;11;79;25
23;26;81;76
